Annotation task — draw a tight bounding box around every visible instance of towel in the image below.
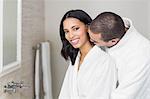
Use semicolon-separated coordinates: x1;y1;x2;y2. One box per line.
34;42;53;99
35;44;41;99
41;42;53;99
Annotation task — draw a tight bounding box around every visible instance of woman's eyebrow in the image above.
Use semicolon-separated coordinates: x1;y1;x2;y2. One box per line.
63;25;78;30
71;26;77;29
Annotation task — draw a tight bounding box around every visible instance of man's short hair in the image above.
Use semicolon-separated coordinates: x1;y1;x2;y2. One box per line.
89;12;125;42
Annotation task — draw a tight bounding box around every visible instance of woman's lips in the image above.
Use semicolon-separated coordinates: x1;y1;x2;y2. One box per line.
70;39;79;45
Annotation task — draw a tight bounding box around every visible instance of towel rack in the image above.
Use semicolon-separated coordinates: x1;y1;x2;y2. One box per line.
32;40;50;50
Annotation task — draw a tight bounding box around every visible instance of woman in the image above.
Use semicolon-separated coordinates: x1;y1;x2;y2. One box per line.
59;9;117;99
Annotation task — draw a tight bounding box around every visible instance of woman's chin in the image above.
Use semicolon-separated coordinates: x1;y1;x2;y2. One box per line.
72;44;80;49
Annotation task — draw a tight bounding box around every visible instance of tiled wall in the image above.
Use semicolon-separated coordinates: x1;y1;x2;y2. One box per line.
0;0;45;98
21;0;45;98
0;69;21;99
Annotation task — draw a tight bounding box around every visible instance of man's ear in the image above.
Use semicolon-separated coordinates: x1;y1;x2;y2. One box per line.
108;38;120;47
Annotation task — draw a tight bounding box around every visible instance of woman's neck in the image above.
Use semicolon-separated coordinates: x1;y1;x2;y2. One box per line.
80;41;93;56
77;41;93;71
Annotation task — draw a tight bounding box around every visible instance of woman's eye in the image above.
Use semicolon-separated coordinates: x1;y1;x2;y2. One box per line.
64;31;69;34
73;27;79;31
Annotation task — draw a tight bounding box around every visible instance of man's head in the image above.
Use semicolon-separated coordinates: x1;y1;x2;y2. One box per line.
88;12;126;47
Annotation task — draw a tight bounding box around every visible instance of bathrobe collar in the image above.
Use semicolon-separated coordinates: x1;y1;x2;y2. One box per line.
74;45;104;72
108;18;137;52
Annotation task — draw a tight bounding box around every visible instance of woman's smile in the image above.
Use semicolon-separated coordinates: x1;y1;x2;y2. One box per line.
70;38;80;46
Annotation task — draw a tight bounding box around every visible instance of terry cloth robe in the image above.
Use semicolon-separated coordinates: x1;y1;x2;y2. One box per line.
59;45;117;99
107;18;150;99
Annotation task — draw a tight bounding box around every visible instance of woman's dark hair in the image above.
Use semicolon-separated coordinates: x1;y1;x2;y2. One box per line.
59;9;92;65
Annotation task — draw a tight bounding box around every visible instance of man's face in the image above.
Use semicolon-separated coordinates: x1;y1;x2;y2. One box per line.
88;29;118;47
88;29;108;46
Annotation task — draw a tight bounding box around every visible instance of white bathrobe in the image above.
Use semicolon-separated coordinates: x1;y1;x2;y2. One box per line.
107;18;150;99
59;45;117;99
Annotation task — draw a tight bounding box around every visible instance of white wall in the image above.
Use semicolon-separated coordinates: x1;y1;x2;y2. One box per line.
45;0;150;98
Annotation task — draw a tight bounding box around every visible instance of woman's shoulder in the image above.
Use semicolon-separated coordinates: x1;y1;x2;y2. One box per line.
90;45;115;62
76;45;108;61
92;45;109;56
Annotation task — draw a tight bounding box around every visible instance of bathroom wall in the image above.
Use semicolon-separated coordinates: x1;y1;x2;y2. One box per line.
1;0;148;99
21;0;45;98
0;0;45;99
45;0;150;98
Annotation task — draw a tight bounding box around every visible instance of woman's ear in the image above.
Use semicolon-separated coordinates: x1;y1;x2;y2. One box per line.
86;24;89;30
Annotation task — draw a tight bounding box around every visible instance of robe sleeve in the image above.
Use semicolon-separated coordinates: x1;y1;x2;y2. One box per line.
111;50;150;99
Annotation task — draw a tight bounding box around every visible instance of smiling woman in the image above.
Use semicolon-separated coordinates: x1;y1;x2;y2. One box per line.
0;0;21;76
58;9;117;99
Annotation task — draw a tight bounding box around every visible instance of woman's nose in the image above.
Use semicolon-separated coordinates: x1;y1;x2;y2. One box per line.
68;32;74;38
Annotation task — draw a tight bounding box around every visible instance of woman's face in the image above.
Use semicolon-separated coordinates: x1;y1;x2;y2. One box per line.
63;18;89;49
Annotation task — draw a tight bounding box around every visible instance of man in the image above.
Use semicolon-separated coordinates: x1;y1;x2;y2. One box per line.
88;12;150;99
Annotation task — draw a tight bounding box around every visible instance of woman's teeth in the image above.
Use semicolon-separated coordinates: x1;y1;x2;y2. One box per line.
71;39;79;45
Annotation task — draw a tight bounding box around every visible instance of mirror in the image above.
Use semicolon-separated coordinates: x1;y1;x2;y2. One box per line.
0;0;21;75
3;0;18;66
